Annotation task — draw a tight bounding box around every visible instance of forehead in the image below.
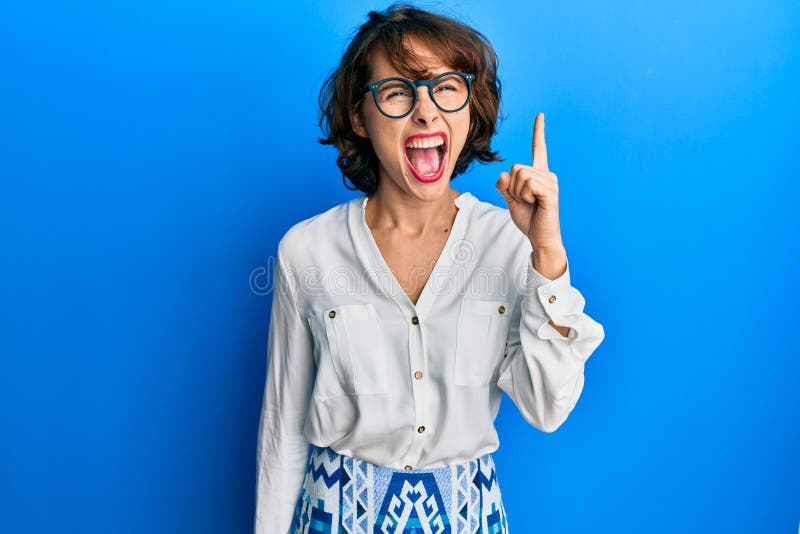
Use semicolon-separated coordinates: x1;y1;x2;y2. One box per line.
367;37;453;80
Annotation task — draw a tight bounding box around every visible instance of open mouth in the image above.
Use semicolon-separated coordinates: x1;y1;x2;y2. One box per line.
404;132;448;181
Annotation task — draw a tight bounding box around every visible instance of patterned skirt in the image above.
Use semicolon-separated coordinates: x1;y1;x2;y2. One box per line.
290;444;509;533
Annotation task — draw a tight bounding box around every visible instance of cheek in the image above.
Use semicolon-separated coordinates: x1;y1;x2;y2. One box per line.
365;119;404;158
368;133;404;170
452;114;471;150
456;107;472;132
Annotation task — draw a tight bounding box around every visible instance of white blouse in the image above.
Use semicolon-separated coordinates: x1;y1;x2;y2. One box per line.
254;191;605;532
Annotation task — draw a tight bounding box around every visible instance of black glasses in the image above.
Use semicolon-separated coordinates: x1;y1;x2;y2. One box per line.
357;71;475;119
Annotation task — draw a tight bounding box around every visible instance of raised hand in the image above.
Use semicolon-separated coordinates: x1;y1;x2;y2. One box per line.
495;112;564;252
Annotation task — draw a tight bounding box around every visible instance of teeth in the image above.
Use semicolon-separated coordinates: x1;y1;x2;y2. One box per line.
405;135;445;149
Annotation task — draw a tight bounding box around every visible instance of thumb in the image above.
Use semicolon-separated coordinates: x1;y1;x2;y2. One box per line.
496;172;514;204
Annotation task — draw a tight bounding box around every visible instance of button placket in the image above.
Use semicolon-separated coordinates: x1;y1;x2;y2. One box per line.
406;308;430;468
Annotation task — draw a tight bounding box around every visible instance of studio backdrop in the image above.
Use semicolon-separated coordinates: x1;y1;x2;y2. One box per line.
1;1;798;533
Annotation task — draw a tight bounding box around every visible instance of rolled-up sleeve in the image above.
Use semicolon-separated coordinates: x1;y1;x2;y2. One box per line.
497;252;605;433
254;247;315;533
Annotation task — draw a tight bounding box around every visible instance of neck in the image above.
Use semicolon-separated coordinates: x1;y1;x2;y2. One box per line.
365;182;461;238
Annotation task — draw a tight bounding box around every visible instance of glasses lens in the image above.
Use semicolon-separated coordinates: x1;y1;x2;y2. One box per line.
431;73;470;111
375;79;415;117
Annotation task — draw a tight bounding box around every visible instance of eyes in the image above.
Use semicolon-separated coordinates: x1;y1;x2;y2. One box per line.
382;84;411;99
383;83;458;100
368;73;472;116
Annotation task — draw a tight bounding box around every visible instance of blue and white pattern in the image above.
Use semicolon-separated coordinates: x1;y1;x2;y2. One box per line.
290;445;509;533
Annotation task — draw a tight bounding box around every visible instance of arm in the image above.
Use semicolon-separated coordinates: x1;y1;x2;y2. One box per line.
497;250;605;433
254;248;316;533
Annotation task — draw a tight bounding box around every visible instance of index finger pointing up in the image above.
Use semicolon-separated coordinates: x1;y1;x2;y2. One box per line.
532;112;548;171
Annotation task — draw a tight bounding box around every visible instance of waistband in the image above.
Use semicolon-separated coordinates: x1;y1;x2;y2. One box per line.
307;443;494;473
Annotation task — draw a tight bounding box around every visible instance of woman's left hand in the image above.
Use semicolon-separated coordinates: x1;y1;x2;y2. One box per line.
495;112;563;251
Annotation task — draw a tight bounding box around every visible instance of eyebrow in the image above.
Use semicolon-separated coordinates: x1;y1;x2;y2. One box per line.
374;69;453;80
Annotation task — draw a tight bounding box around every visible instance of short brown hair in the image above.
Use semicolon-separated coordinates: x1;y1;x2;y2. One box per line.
317;3;505;195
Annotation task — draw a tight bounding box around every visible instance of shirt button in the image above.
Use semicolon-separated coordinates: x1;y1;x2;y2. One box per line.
404;465;413;470
328;310;336;318
498;305;505;314
411;316;419;325
417;425;426;433
548;295;557;304
414;371;423;380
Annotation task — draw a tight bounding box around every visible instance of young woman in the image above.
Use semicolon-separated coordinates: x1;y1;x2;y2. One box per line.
255;5;605;533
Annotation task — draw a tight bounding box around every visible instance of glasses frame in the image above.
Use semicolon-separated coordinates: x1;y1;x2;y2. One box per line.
357;71;476;119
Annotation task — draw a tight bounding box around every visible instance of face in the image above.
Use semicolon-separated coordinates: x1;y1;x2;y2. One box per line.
350;37;471;201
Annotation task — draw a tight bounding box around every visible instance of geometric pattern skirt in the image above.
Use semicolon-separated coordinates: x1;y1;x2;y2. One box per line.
290;444;510;533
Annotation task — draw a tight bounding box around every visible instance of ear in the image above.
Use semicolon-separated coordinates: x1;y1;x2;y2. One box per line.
350;106;369;138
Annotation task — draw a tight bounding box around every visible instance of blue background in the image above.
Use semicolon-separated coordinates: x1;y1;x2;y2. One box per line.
1;1;798;532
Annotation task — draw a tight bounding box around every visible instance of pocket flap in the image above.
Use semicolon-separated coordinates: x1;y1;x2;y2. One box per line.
460;298;509;316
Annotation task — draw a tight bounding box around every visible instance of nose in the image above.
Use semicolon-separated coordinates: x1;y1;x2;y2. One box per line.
411;85;439;125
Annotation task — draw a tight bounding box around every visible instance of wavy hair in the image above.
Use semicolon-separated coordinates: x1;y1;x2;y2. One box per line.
318;4;504;195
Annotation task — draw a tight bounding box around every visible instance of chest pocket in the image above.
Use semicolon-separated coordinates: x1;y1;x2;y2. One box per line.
306;303;390;399
454;298;511;387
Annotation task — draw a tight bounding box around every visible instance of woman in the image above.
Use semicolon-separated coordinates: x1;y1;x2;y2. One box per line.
255;5;605;533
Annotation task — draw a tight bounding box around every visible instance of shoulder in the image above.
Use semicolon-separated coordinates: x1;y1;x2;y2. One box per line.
464;191;528;248
276;196;357;265
470;194;511;223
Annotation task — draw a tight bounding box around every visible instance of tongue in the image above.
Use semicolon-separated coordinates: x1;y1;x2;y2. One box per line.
407;147;441;176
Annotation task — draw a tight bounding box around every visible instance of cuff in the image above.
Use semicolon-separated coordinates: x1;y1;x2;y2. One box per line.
523;253;581;340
